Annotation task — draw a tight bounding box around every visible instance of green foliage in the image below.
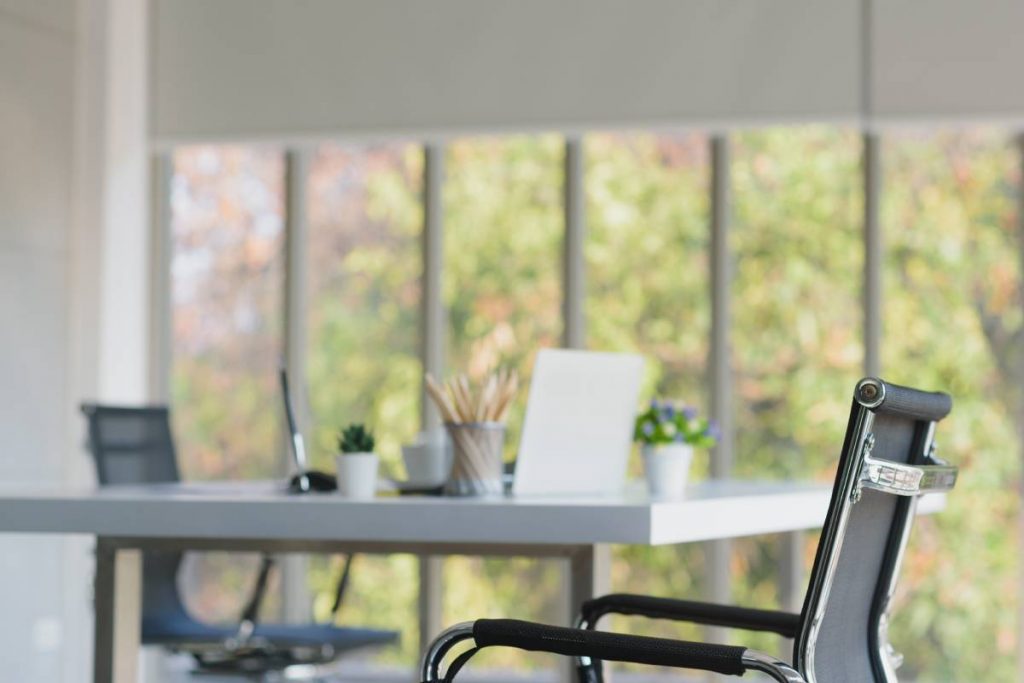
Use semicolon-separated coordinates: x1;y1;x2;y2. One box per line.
337;423;375;454
634;401;716;448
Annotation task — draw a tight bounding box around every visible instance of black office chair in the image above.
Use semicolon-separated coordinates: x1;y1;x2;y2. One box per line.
81;403;398;675
420;377;958;683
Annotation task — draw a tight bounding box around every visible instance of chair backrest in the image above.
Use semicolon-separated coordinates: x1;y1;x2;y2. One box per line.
794;378;954;683
81;404;181;485
81;404;191;627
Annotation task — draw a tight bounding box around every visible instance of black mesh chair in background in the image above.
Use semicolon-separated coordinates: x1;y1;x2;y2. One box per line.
81;404;398;675
420;377;958;683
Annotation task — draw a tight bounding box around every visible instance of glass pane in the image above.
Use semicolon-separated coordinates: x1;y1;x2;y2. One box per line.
442;134;564;670
731;126;863;648
170;145;285;621
444;134;564;450
305;142;423;472
882;129;1020;681
304;142;423;665
585;131;714;659
585;132;710;409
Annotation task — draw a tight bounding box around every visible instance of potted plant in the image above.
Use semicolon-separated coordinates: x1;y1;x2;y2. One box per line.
634;401;717;498
335;424;379;499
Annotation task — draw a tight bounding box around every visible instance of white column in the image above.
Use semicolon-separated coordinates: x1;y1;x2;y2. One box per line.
96;0;152;404
70;3;151;677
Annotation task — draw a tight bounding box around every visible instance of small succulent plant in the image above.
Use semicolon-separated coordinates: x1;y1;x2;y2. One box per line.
338;423;376;454
634;400;718;448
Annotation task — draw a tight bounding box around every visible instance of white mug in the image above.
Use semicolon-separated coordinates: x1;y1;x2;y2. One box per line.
401;431;452;486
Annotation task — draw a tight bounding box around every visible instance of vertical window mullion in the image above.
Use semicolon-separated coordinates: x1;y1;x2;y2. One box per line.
149;152;173;403
863;132;883;377
707;134;734;623
281;147;312;623
421;142;446;428
563;136;586;349
419;141;446;657
283;148;312;458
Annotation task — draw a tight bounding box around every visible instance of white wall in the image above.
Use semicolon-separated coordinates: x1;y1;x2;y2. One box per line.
0;0;80;679
0;0;151;679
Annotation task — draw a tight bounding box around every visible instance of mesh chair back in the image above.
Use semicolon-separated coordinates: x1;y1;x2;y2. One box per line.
795;379;952;683
81;404;191;628
82;405;180;485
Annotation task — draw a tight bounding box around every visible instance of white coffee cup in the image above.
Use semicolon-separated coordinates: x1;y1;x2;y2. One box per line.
401;431;452;486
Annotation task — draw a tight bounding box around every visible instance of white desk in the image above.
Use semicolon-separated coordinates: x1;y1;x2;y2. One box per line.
0;480;942;683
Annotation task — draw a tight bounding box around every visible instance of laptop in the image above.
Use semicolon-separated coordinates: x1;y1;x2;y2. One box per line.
512;349;644;497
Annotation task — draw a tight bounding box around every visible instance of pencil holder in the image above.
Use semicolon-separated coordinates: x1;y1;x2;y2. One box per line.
444;422;505;496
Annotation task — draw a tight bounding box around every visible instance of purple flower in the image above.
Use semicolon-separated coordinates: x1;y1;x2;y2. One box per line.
649;399;661;412
662;403;676;420
705;420;721;441
682;406;698;420
641;421;655;437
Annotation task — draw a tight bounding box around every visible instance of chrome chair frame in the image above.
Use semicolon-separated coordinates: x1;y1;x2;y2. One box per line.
420;378;957;683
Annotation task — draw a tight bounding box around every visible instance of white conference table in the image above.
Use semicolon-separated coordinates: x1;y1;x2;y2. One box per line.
0;480;942;683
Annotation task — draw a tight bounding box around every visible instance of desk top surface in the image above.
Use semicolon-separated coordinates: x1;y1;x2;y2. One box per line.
0;479;942;546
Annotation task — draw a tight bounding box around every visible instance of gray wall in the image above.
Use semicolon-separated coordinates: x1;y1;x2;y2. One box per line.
153;0;1024;145
152;0;861;143
0;0;79;679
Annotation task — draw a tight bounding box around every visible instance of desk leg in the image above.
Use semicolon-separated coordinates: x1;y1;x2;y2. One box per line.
94;540;141;683
566;545;611;682
778;530;805;657
418;555;444;656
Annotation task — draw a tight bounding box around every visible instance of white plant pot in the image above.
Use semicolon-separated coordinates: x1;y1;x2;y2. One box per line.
642;444;694;499
335;452;379;499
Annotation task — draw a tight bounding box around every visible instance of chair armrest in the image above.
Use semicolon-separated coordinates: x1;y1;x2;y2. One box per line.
860;455;958;496
475;619;745;675
579;593;800;637
420;620;805;683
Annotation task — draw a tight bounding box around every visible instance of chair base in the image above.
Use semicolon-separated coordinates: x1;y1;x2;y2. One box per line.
187;641;336;675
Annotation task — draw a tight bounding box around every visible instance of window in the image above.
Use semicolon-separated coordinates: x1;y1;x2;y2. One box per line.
170;145;286;620
305;142;423;472
585;132;714;657
444;134;564;450
160;125;1023;681
304;142;424;660
439;134;566;669
883;128;1020;681
729;126;863;650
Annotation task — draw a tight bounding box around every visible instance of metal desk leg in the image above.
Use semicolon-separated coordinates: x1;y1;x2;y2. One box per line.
94;539;141;683
778;531;805;657
419;555;445;657
567;544;611;682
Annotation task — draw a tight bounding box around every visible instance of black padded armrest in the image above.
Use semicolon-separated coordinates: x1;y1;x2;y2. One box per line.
473;619;747;676
860;378;952;422
580;593;800;638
